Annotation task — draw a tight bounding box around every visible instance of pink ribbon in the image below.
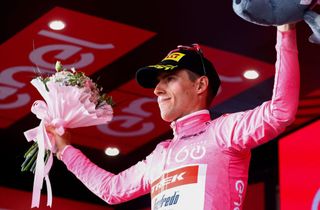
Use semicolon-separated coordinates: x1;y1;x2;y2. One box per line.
24;100;64;208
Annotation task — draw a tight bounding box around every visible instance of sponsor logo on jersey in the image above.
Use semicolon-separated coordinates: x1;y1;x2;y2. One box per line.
153;191;180;210
151;165;199;198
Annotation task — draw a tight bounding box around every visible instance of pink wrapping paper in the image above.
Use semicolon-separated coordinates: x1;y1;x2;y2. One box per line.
24;78;113;208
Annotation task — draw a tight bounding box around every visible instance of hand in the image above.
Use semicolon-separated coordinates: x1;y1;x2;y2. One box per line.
46;125;71;159
277;23;296;32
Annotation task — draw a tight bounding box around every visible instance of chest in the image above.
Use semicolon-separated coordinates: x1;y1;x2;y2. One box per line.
164;129;221;168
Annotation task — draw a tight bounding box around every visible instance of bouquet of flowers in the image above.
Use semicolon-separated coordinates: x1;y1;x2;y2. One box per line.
22;61;113;208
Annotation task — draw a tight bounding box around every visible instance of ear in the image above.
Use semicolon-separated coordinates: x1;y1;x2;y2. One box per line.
195;76;209;94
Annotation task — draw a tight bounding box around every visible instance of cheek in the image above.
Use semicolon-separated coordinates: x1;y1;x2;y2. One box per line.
178;87;195;101
170;80;196;104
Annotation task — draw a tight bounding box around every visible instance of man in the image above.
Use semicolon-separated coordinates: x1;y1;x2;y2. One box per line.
50;24;299;210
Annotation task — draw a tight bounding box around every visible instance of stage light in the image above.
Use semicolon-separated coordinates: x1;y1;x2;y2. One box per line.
243;70;259;80
105;147;120;156
48;20;66;30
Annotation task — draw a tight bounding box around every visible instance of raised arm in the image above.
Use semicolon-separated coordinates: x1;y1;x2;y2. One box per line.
213;24;300;151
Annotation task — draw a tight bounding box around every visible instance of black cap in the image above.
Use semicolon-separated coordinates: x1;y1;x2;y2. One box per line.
136;44;221;97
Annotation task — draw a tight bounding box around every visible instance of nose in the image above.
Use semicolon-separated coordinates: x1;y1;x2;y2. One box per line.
153;80;165;96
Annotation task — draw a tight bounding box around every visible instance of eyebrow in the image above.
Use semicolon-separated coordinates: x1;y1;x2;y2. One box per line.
157;71;178;80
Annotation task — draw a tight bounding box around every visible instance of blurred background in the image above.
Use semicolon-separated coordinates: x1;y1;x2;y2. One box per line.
0;0;319;209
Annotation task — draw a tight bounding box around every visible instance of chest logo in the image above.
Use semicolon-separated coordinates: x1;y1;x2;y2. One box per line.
167;145;206;164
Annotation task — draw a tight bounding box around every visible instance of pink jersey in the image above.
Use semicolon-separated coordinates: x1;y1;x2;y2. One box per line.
61;29;299;210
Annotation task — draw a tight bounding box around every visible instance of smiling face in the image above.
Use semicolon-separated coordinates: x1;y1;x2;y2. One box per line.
153;69;208;122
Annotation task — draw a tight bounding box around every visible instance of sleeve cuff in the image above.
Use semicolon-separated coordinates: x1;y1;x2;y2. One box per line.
58;145;72;160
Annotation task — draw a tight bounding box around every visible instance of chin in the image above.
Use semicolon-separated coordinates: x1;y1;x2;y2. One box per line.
160;112;176;122
160;115;174;122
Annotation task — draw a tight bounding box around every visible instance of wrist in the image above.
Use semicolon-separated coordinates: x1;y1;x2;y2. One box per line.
56;144;71;160
277;23;296;32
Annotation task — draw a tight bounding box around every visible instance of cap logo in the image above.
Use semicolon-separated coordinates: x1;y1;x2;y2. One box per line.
148;64;178;70
162;52;185;62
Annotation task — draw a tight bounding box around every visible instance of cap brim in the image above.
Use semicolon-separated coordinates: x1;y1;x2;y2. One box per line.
136;60;181;88
135;66;160;88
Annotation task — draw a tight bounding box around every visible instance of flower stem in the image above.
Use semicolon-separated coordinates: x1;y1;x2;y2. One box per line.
21;147;38;172
21;142;51;173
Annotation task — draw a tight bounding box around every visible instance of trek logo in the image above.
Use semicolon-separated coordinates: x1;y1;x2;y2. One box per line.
152;172;186;195
163;52;185;62
151;165;199;198
153;191;180;210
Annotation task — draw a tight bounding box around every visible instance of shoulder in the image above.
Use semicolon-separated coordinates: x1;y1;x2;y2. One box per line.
155;139;171;150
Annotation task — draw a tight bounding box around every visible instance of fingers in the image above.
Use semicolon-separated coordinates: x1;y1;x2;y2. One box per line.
45;125;71;158
277;23;296;32
45;125;55;134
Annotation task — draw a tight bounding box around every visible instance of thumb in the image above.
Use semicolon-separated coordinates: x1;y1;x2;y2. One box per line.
46;125;71;156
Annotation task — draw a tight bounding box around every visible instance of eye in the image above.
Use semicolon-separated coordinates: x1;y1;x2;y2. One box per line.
166;75;175;82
